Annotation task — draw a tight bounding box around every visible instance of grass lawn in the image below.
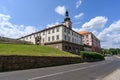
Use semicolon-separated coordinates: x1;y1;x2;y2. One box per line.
0;44;79;57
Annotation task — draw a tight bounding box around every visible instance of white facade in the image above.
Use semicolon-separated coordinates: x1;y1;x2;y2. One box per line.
62;26;82;45
79;31;101;52
19;25;83;46
82;33;100;48
83;34;92;46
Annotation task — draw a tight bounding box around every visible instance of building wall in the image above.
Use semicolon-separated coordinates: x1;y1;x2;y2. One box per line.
79;32;101;53
62;26;82;45
45;26;63;43
62;41;83;54
19;26;63;45
20;35;35;44
19;25;83;46
45;41;83;54
83;45;92;52
45;42;63;50
82;33;93;46
19;25;83;54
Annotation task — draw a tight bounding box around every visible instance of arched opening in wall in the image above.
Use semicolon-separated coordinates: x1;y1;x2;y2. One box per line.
36;40;40;45
35;36;41;45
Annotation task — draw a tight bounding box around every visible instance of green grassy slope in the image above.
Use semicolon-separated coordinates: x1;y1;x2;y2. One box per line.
0;44;78;57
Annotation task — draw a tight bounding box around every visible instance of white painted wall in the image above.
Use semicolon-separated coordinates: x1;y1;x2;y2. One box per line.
62;26;83;45
20;34;36;44
20;26;63;44
19;25;83;46
82;33;101;48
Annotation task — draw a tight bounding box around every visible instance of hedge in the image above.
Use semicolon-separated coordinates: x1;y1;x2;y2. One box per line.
80;51;104;60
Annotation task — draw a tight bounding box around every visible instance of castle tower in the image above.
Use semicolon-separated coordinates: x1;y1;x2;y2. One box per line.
63;10;72;29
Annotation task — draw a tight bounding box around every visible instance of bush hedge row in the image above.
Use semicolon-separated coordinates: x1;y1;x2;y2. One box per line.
80;51;104;60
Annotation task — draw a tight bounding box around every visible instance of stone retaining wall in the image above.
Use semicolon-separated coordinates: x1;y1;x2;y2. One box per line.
0;56;100;72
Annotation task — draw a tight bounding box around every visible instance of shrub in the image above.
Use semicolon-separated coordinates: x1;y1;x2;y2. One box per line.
80;51;104;60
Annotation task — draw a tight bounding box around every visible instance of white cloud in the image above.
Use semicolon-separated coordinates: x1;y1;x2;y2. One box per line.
46;22;60;28
80;16;108;33
74;13;84;19
98;20;120;48
0;13;37;38
72;28;79;32
55;6;66;16
76;0;82;9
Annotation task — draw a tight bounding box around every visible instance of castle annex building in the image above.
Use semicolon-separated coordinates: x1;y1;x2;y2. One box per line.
79;31;101;53
19;10;83;54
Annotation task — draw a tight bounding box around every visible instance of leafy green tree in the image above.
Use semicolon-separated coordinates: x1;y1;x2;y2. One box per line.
116;48;120;54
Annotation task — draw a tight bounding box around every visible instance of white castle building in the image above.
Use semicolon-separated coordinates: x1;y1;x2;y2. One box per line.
18;10;83;54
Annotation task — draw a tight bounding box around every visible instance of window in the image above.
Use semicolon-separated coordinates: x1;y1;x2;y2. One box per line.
34;34;35;38
56;35;59;40
79;36;81;39
74;33;75;37
43;32;45;35
52;29;54;33
52;36;54;41
64;28;66;32
43;38;44;42
48;37;50;41
72;32;73;35
56;27;59;32
87;43;89;45
48;30;50;34
39;33;41;36
75;39;76;43
74;33;76;36
72;38;74;42
29;36;31;39
64;35;66;40
68;36;70;41
37;33;39;36
68;29;70;34
86;35;88;38
87;40;89;42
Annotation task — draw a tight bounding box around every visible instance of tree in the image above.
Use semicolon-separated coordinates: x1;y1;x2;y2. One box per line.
102;48;120;55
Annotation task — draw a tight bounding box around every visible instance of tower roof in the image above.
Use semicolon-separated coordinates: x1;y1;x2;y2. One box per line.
64;10;70;21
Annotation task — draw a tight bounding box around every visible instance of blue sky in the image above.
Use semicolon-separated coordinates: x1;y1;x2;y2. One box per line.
0;0;120;48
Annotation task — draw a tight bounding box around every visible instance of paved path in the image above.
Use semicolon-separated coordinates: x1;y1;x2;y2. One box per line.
103;69;120;80
0;56;120;80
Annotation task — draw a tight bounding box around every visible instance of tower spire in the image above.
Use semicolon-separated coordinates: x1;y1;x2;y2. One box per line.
63;9;72;29
65;9;69;17
64;9;70;21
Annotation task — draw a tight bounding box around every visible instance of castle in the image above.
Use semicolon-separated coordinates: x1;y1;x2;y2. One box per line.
19;10;101;54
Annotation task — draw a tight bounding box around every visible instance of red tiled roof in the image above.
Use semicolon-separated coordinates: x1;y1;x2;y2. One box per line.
78;31;89;34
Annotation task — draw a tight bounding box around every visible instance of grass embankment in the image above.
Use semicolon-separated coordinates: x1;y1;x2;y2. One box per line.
0;44;78;57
